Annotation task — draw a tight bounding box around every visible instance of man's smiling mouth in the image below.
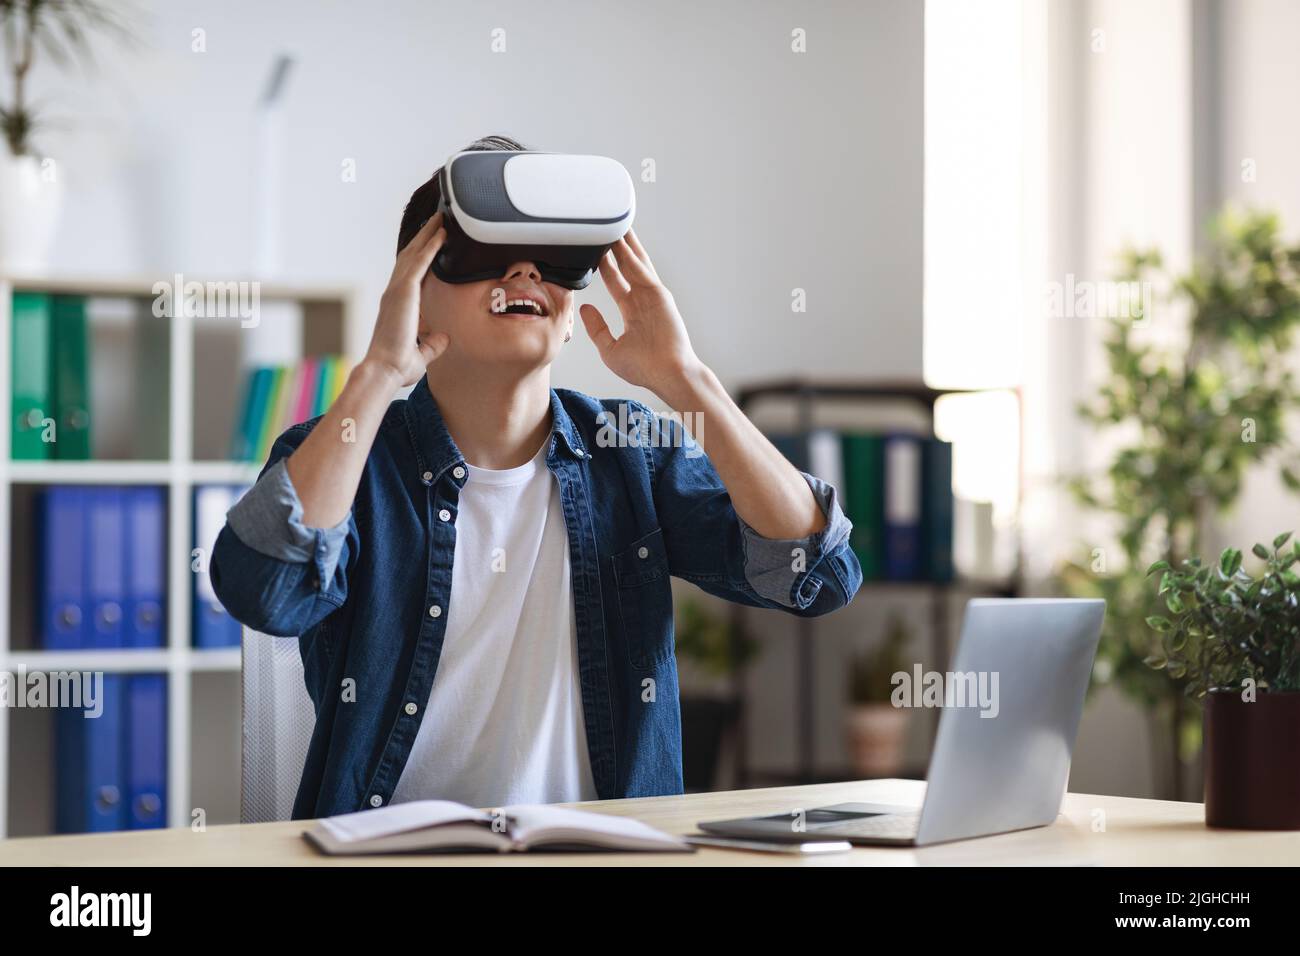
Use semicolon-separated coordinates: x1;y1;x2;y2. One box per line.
496;298;547;316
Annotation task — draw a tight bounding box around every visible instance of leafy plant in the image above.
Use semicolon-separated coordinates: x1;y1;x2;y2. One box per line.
1144;534;1300;697
674;598;756;679
0;0;130;156
1064;208;1300;796
848;614;911;705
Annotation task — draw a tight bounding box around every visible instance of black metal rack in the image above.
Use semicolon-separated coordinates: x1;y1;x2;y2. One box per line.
727;379;1020;788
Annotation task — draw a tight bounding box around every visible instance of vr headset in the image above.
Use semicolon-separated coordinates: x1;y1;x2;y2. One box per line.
430;150;636;290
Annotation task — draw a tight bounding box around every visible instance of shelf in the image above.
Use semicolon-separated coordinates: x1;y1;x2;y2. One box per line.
6;460;174;483
187;462;263;485
0;648;241;673
1;276;354;837
3;273;354;303
5;460;263;485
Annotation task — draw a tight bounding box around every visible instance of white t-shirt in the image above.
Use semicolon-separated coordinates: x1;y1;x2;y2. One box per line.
391;440;598;808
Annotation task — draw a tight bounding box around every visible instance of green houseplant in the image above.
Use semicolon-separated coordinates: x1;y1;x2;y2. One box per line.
1145;536;1300;828
1064;208;1300;799
844;614;912;777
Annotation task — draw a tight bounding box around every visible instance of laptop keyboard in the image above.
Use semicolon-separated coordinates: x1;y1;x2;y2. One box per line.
816;813;921;839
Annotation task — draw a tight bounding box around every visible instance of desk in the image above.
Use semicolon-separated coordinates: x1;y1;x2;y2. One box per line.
1;779;1296;866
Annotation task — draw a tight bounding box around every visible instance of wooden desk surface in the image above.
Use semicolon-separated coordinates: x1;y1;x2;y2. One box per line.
2;778;1295;866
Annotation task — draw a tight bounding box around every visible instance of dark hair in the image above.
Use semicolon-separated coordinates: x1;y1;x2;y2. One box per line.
396;134;530;254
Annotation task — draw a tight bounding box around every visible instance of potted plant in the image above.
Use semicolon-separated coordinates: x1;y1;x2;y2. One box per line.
844;614;912;777
1145;534;1300;829
674;598;756;791
1064;209;1300;799
0;0;127;270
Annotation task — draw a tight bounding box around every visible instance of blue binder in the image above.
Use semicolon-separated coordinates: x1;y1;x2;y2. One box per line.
193;485;244;648
86;487;127;648
125;674;168;829
39;487;87;650
883;433;924;580
56;674;126;833
124;487;166;648
922;438;955;583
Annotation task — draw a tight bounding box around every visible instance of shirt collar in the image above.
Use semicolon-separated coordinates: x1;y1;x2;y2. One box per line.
403;380;587;482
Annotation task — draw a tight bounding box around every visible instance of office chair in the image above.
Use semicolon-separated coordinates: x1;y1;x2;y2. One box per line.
240;628;315;823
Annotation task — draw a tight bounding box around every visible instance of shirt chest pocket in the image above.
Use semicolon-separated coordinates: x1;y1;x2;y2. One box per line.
611;528;674;670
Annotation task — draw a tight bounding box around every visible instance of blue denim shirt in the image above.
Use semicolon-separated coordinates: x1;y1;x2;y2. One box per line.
210;382;861;818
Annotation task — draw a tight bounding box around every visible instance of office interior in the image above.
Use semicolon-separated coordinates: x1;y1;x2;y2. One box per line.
0;0;1297;845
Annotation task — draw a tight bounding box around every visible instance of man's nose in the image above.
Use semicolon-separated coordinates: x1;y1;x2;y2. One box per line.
503;261;542;283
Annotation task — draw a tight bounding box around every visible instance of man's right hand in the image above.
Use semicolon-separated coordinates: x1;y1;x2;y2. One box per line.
364;211;451;387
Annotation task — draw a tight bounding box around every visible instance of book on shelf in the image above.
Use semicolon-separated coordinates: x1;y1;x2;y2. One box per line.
10;292;92;461
305;800;692;856
193;483;251;649
56;673;167;834
37;486;167;650
766;428;954;584
231;355;350;463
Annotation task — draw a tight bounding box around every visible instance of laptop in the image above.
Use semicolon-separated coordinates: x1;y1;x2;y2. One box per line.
698;598;1106;847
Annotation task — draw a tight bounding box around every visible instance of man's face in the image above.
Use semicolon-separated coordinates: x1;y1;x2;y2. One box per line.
419;260;575;371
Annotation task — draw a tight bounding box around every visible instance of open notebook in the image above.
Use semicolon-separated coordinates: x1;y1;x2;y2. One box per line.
305;800;693;855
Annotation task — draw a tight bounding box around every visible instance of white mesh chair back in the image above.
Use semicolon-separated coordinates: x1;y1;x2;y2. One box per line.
241;628;316;823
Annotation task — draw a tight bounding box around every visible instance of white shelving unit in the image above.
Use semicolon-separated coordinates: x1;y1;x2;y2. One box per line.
0;275;353;837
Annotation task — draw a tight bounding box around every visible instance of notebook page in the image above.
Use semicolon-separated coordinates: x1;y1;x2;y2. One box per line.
318;800;491;844
500;804;685;849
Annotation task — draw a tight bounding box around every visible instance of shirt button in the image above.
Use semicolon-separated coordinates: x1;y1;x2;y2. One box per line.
404;702;418;716
429;605;442;618
638;546;649;559
369;794;383;808
439;508;452;522
421;470;433;482
452;466;466;480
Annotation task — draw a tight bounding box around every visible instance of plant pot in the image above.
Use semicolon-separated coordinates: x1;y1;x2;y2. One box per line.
844;702;909;777
0;151;63;273
1204;690;1300;829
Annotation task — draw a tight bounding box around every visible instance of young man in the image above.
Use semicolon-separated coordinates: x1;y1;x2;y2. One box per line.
211;136;862;819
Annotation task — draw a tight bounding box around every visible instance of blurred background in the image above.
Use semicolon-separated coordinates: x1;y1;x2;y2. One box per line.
2;0;1299;836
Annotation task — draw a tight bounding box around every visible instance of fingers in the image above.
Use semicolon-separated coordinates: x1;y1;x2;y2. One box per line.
609;238;657;287
597;250;632;298
624;229;658;278
399;211;446;278
579;303;617;358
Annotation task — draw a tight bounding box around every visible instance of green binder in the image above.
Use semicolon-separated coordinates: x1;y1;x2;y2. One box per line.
841;433;885;581
50;295;91;460
10;292;53;459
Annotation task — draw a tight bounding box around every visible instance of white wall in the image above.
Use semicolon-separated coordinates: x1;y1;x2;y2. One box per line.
31;0;924;399
1210;0;1300;556
22;0;925;786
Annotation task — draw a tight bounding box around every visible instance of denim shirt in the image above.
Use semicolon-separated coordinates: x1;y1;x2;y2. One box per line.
210;382;861;819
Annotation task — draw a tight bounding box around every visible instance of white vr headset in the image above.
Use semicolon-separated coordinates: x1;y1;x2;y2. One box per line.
430;150;636;290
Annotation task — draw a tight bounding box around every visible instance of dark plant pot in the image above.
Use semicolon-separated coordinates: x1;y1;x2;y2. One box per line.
1204;690;1300;830
680;695;740;792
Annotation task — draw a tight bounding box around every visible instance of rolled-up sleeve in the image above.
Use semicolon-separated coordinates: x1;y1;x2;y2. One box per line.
641;400;862;617
210;424;356;636
738;473;853;608
226;459;350;587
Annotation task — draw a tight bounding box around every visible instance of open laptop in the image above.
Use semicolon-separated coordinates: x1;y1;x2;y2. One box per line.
698;598;1106;847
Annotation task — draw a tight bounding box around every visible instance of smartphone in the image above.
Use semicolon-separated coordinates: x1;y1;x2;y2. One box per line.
683;835;853;855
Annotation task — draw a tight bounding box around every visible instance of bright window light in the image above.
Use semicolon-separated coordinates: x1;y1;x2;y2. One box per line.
923;0;1025;390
